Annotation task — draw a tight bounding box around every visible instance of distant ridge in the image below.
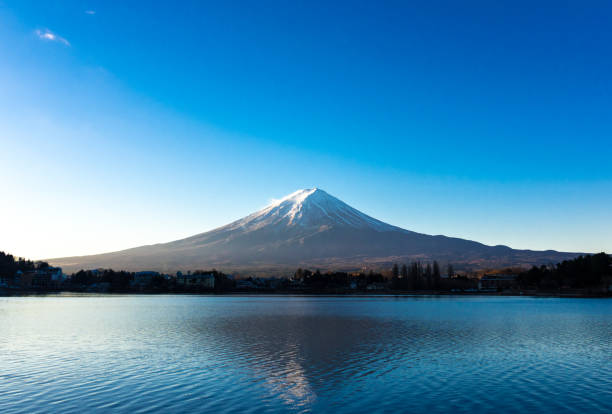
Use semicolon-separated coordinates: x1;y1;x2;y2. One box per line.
49;188;581;274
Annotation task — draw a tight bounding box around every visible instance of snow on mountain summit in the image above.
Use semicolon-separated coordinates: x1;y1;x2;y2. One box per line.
48;187;581;273
226;188;397;232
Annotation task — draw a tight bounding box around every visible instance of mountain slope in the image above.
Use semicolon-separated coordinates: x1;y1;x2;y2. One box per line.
49;189;580;274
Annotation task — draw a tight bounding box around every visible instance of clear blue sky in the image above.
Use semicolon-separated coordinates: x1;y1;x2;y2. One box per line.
1;1;610;258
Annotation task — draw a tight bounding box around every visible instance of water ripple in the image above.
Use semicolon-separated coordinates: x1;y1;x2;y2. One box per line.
0;295;610;413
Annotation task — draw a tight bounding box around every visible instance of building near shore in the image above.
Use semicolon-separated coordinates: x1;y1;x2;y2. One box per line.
133;271;159;284
176;273;215;289
29;267;64;289
0;271;19;288
478;274;518;292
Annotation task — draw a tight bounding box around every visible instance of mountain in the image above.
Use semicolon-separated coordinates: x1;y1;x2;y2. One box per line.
49;188;580;274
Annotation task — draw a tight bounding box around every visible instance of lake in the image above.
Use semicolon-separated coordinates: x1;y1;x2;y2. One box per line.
0;295;610;413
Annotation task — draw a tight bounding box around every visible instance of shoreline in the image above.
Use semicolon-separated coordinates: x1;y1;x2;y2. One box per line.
1;289;609;298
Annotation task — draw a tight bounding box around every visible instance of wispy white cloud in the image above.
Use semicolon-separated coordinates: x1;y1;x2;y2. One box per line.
35;29;70;46
85;10;96;15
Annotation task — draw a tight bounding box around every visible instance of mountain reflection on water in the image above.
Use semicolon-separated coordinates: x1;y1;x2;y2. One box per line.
0;295;610;413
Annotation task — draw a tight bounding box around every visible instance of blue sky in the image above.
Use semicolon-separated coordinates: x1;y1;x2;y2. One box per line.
1;1;611;258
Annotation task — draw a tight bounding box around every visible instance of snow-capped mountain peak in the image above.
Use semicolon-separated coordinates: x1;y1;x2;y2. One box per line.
48;188;581;273
228;188;396;232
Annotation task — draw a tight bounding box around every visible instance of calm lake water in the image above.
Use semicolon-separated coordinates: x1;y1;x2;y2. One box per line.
0;295;610;413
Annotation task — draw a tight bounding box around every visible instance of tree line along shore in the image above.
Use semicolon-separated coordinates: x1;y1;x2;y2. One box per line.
0;251;610;296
